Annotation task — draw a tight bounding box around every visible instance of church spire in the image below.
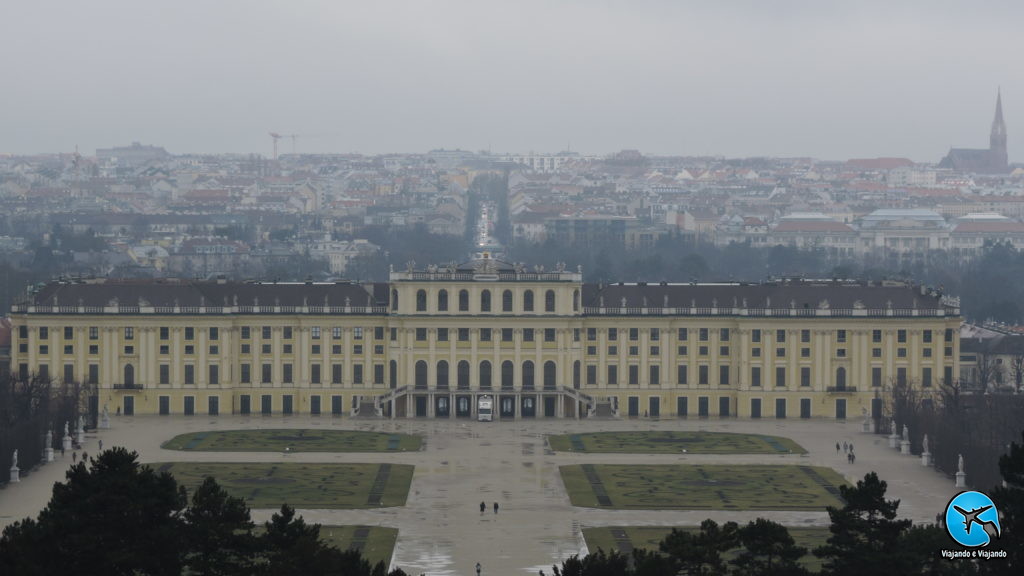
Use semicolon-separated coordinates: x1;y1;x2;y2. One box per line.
990;88;1008;171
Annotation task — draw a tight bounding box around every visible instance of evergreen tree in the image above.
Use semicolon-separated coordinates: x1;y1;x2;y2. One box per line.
182;476;259;575
731;518;809;576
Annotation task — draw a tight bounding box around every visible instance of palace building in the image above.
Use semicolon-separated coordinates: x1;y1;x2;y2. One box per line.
8;254;960;421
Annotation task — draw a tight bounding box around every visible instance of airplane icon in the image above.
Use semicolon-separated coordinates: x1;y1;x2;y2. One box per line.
953;505;1001;540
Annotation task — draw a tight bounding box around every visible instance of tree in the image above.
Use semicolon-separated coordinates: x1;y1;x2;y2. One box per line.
1010;352;1024;393
182;476;259;576
660;520;738;576
551;549;631;576
814;472;913;576
986;431;1024;573
260;504;392;576
0;448;186;575
731;518;809;576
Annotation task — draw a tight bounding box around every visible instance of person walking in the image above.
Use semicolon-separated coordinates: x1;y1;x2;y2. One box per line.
493;501;499;514
480;501;486;514
835;442;840;454
72;452;77;464
98;440;103;452
843;441;848;453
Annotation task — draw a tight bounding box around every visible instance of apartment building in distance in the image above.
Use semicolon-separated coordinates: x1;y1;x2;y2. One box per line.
9;254;960;422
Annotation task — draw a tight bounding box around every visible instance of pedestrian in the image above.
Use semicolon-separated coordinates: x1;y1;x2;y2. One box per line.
847;452;852;464
61;446;65;457
835;442;840;454
493;502;499;514
72;452;77;464
82;451;88;462
480;501;486;514
98;440;103;452
849;442;854;453
116;406;121;416
851;453;856;464
843;441;848;453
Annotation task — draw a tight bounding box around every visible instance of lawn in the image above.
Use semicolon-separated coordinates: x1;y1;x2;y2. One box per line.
162;429;422;452
560;464;846;510
582;526;828;572
319;525;398;567
548;431;805;454
155;462;414;509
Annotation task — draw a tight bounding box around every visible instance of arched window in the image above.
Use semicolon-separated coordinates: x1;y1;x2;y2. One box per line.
501;361;514;390
523;290;534;312
573;360;581;389
415;361;428;389
437;360;449;389
544;361;557;390
545;290;556;312
437;289;448;312
480;290;491;312
522;361;535;390
391;289;399;311
458;361;470;390
389;360;397;389
502;290;513;312
480;360;492;390
416;289;427;312
459;289;469;312
124;364;135;387
573;289;580;312
836;367;847;391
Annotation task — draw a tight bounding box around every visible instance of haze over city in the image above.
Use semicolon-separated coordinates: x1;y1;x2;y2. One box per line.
3;0;1022;161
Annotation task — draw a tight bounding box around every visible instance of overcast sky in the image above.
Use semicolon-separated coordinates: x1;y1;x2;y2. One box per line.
2;1;1021;162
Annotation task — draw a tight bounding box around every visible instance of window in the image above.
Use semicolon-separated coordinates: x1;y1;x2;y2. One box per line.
262;326;272;339
438;289;448;311
587;365;597;385
209;345;219;355
678;345;688;355
608;345;618;355
801;366;811;387
124;327;134;340
502;290;513;312
502;328;513;342
332;364;343;384
587;328;597;341
545;290;556;312
650;328;660;341
776;347;785;358
374;364;385;385
88;326;98;340
353;364;363;385
374;345;384;354
184;365;195;385
719;365;729;386
801;347;810;358
897;367;907;386
945;346;953;357
40;327;49;339
720;346;730;356
438;328;449;342
458;328;470;341
160;364;170;385
898;329;907;343
480;361;492;389
678;328;688;341
262;364;272;383
353;327;363;340
185;345;195;355
416;328;427;341
587;346;596;355
239;344;249;354
89;345;98;355
123;346;133;355
283;364;293;384
699;328;709;341
391;328;397;341
311;364;321;385
872;367;882;387
923;330;932;343
40;345;49;354
524;328;534;342
873;348;882;358
776;330;786;343
391;289;399;310
802;329;811;343
699;346;709;356
480;329;491;342
923;348;932;358
480;290;491;312
209;327;219;341
63;345;73;354
353;345;363;355
945;328;954;342
720;328;730;341
923;367;932;388
650;346;660;355
897;348;907;358
374;327;384;340
262;344;272;354
333;327;342;339
459;290;469;311
416;289;427;311
522;361;534;389
209;365;219;385
64;327;73;340
699;365;709;385
184;327;194;340
628;365;639;385
678;365;688;385
752;329;761;342
545;328;556;342
19;325;28;339
751;366;761;387
607;365;618;385
312;326;321;339
608;328;618;340
629;328;639;341
873;329;882;343
523;290;534;311
283;344;292;354
836;330;846;343
775;367;786;387
837;348;846;358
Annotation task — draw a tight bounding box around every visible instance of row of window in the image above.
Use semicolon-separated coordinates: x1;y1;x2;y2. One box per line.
20;325;388;342
405;288;577;313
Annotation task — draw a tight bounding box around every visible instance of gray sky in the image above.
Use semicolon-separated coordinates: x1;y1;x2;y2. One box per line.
2;1;1021;162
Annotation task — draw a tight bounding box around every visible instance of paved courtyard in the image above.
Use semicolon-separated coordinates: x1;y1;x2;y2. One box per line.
0;415;960;575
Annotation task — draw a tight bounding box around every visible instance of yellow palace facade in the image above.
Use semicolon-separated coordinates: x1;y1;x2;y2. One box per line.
9;255;960;421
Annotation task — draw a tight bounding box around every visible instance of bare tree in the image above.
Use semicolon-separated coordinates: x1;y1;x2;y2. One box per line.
975;352;999;392
1011;351;1024;393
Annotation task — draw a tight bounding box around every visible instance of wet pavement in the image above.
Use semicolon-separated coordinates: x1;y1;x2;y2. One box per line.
0;415;959;575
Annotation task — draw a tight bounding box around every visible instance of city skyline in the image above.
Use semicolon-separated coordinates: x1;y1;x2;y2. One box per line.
2;1;1021;162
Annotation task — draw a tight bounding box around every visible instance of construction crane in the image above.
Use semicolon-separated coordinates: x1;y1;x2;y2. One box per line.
269;132;306;160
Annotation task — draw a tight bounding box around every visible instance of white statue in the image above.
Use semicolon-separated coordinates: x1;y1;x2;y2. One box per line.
64;421;69;436
902;424;909;442
958;454;965;473
890;419;896;435
45;429;52;447
102;405;109;419
11;449;17;468
922;434;929;454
